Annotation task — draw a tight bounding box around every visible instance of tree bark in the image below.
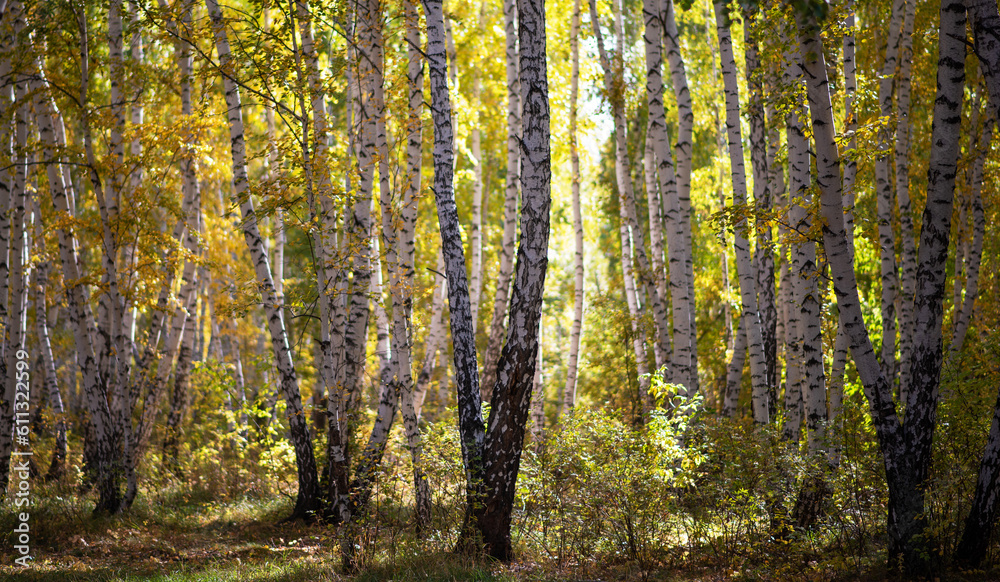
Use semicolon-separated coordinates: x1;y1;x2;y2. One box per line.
948;117;992;362
797;0;966;569
481;0;521;402
663;0;698;385
206;0;321;520
968;0;1000;116
645;0;694;392
473;0;550;559
402;0;432;531
563;0;584;417
714;0;770;423
421;0;486;531
955;382;1000;568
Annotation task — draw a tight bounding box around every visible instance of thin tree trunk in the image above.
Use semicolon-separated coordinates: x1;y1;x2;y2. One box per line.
663;0;698;385
34;200;67;482
563;0;584;417
743;8;777;411
402;0;432;531
955;382;1000;567
830;0;859;462
968;0;1000;117
421;0;486;534
784;38;825;451
948;118;992;362
714;0;769;423
723;316;747;418
645;0;693;391
481;0;520;402
206;0;321;520
474;0;550;558
0;46;29;494
469;3;485;334
894;0;917;402
876;0;905;380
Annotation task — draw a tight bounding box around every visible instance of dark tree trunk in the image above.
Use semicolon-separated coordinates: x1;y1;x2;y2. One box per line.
955;384;1000;568
420;0;487;534
471;0;550;562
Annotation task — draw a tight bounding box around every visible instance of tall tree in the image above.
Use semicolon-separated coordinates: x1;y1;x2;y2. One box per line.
714;0;770;423
563;0;584;416
473;0;551;559
205;0;321;520
796;0;967;568
421;0;486;530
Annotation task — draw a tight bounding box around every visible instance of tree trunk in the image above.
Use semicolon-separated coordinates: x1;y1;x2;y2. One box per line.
968;0;1000;116
723;316;747;418
34;203;67;482
743;9;777;411
948;117;992;362
797;0;966;569
955;383;1000;568
784;39;825;452
469;3;485;335
894;0;917;402
206;0;321;520
0;42;29;494
875;0;905;380
714;0;770;423
421;0;486;531
563;0;584;417
663;0;698;386
645;0;694;392
402;0;432;531
473;0;550;559
481;0;520;403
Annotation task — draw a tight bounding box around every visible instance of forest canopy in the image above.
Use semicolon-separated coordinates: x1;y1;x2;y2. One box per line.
2;0;1000;578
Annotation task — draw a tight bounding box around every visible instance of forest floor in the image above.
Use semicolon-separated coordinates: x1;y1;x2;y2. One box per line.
3;489;1000;582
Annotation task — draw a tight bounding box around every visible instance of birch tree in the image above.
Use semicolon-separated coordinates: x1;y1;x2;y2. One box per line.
205;0;321;520
421;0;486;523
796;0;967;568
563;0;584;416
481;0;521;401
473;0;550;559
714;0;770;423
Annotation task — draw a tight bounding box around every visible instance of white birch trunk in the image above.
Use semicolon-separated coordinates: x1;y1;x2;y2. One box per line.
875;0;905;379
948;118;992;362
475;0;551;558
563;0;584;417
206;0;320;518
421;0;486;515
714;0;769;423
481;0;520;402
401;0;431;529
645;0;694;391
663;0;698;384
894;0;917;400
469;3;485;334
589;0;651;403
